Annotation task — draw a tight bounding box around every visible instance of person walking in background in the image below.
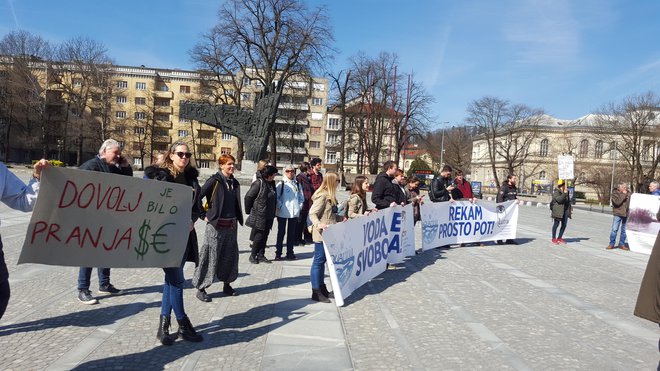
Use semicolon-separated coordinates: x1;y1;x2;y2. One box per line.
77;139;132;305
309;158;323;191
144;142;203;345
308;172;341;303
650;181;660;196
347;175;371;219
0;159;49;320
192;154;243;302
245;165;278;264
275;164;304;260
372;160;400;210
608;182;630;251
296;162;314;245
405;176;423;224
551;179;572;245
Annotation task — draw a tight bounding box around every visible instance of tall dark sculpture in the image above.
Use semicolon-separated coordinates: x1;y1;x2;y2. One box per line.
179;91;281;162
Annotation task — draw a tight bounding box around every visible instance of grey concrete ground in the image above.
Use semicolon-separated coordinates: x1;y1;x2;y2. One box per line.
0;167;658;370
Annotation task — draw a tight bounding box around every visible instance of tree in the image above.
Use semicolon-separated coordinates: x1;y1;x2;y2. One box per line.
595;92;660;193
191;0;334;165
406;157;431;177
423;126;473;173
466;96;544;188
328;69;352;174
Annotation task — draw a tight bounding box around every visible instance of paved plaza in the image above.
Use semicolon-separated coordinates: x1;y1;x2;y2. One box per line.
0;167;658;370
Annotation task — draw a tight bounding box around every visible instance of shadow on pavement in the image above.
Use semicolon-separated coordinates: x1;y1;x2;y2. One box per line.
71;298;311;370
206;274;309;299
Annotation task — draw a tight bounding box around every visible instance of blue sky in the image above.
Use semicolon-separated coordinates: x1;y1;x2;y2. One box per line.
1;0;659;129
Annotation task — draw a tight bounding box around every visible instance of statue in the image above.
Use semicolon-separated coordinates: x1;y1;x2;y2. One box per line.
179;91;282;163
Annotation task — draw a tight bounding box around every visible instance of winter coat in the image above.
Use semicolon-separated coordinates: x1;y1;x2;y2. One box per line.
634;230;660;324
276;178;304;218
496;182;518;203
244;178;277;231
611;190;630;217
144;165;202;266
430;176;453;202
308;190;340;242
392;180;408;205
455;179;473;199
405;185;421;223
347;193;367;219
551;188;572;219
201;172;244;226
80;156;133;177
372;172;398;209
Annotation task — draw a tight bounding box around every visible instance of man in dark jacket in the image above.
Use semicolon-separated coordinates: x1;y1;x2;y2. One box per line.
608;182;630;250
496;174;518;245
77;139;133;305
372;160;399;210
296;162;314;244
551;179;572;245
430;165;456;202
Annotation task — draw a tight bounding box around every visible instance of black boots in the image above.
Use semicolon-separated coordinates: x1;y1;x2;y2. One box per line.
311;289;331;303
177;316;203;342
320;284;334;299
156;315;175;346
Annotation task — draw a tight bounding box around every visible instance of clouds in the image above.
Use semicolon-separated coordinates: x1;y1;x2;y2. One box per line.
7;0;19;28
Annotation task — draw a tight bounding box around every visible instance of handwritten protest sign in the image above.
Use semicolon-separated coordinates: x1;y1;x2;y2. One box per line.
322;204;414;306
420;200;518;250
627;193;660;255
558;155;574;180
18;167;192;268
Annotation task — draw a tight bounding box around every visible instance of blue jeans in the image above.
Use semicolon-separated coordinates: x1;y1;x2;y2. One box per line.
552;207;569;239
276;217;297;257
77;267;110;290
609;216;627;246
310;242;326;289
161;266;186;320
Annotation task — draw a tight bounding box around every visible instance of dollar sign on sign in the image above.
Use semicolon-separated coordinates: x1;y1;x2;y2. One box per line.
135;219;151;260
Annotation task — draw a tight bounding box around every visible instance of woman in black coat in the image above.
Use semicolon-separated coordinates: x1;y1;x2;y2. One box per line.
144;142;203;346
244;165;278;264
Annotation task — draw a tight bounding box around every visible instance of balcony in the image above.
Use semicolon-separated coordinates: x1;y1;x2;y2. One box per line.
155;105;173;114
153;90;174;99
152;135;171;143
154;120;172;128
276;132;308;141
326;125;341;132
197;138;216;146
278;102;309;111
267;145;307;154
325;141;341;149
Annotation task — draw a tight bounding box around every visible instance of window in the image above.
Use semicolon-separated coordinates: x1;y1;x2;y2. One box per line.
325;151;336;164
115;111;126;119
199;145;213;154
180;85;190;94
242;77;250;86
155;113;169;121
222;133;232;140
241;93;251;102
198;160;210;169
328;118;340;130
117;141;125;148
136;82;147;90
595;140;603;158
579;139;589;158
72;78;82;87
116;81;128;89
116;96;127;104
134;112;146;120
116;126;126;134
539;138;548;157
310;127;321;135
609;142;618;159
178;117;190;123
157;84;169;92
134;127;145;134
153;128;168;137
312;98;323;106
221;147;232;155
539;170;546;180
198;131;214;139
178;130;188;137
135;97;146;105
311;112;323;121
155;98;170;106
225;90;235;98
133;142;144;150
313;83;324;91
327;134;340;144
310;141;320;149
133;158;142;167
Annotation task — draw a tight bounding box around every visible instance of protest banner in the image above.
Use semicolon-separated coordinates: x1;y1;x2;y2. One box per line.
322;204;414;306
18;167;193;268
420;200;518;250
626;193;660;255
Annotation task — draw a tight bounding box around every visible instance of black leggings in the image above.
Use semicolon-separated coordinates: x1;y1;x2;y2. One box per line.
0;279;9;320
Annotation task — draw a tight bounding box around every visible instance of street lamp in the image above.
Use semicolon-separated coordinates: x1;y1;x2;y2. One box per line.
439;121;449;169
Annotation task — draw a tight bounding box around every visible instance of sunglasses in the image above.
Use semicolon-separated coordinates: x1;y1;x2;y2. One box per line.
176;152;192;159
285;170;294;173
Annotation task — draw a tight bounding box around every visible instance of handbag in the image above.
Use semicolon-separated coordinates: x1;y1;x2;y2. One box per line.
203;180;219;212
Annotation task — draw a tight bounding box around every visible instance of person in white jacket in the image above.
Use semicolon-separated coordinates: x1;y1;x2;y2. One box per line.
275;164;305;260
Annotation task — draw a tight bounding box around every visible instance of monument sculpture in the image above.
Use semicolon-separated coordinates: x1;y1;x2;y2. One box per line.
179;90;282;163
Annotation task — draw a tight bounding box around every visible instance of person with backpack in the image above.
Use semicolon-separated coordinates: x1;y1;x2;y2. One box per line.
275;164;305;260
192;154;243;302
551;179;572;245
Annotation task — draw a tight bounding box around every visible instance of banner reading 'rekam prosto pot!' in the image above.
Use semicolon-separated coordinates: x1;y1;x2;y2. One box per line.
18;167;192;268
420;200;519;250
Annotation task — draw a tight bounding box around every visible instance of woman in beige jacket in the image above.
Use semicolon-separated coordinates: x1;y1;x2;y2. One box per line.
347;175;370;219
308;172;340;303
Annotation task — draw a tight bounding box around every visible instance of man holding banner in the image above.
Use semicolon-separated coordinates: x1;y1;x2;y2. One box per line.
0;160;49;320
496;174;519;245
76;139;133;305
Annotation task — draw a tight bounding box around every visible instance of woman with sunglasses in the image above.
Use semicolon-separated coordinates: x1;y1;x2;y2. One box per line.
308;172;341;303
244;165;278;264
144;142;203;345
274;164;305;260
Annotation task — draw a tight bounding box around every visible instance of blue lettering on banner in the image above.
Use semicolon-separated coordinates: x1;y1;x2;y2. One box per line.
356;213;406;277
448;205;483;221
436;220;495;239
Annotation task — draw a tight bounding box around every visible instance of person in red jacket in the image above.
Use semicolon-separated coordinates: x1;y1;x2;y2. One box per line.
454;169;474;200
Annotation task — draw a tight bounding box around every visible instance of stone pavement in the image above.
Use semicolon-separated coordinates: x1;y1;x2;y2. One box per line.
0;167;658;370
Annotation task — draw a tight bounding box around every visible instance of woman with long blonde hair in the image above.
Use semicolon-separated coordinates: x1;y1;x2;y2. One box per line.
308;172;340;303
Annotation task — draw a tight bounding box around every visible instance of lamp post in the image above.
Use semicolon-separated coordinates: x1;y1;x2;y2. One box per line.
439;121;449;169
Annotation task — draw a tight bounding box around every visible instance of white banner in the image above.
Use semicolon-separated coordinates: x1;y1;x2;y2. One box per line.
420;200;519;250
626;193;660;255
558;155;574;180
18;167;193;268
322;204;415;306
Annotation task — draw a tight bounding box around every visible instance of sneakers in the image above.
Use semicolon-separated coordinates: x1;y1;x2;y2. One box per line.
551;238;559;245
557;238;567;244
78;289;99;305
99;283;122;295
196;289;211;302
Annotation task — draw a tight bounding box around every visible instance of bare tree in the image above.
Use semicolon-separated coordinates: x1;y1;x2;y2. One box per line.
466;96;544;188
595;92;660;192
328;69;352;174
191;0;334;165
